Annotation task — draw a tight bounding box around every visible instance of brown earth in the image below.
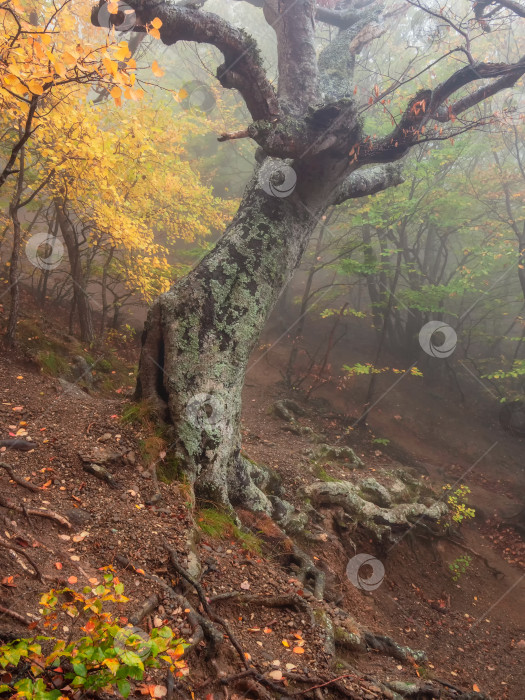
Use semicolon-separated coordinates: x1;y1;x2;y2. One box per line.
0;311;524;699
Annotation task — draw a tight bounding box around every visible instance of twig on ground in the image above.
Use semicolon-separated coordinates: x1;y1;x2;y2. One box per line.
0;604;31;626
0;496;71;528
0;463;42;492
0;536;43;580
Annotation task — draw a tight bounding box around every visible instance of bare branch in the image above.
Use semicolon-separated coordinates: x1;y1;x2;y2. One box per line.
333;163;405;204
358;57;525;164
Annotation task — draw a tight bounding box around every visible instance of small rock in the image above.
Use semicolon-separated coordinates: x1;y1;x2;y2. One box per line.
97;433;112;443
516;639;525;650
63;508;92;526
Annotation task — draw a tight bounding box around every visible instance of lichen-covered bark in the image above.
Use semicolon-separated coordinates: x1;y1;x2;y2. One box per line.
136;169;322;513
119;0;524;515
135;155;408;513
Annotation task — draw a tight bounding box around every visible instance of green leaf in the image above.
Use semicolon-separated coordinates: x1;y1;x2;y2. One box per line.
72;662;87;677
117;679;131;697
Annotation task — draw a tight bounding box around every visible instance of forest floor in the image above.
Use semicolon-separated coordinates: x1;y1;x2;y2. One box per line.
0;307;524;700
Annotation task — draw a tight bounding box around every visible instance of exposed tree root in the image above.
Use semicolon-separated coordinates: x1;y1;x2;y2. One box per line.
0;536;43;581
115;554;222;659
304;481;447;541
209;591;314;623
284;671;360;699
0;463;42;492
288;544;326;600
163;542;249;670
0;604;31;626
129;593;160;626
0;496;72;529
362;632;426;663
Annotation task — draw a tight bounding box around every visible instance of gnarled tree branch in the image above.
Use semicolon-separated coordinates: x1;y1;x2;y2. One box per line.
333;163;405;204
263;0;319;114
474;0;525;30
358;56;525;164
92;0;279;121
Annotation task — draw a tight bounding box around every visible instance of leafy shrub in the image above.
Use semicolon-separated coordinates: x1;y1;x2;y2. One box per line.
449;554;473;582
0;569;188;699
443;484;475;525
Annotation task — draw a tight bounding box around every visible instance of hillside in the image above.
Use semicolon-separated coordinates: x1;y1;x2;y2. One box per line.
0;312;524;700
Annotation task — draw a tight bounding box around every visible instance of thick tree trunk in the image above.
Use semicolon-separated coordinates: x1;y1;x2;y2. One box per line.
137;171;323;515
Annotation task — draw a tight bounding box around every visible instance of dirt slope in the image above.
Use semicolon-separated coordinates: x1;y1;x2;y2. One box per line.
0;339;524;700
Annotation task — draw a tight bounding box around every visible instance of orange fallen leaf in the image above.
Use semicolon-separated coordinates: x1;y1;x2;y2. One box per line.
55;562;63;570
292;647;305;654
473;684;481;693
263;627;272;634
67;576;77;584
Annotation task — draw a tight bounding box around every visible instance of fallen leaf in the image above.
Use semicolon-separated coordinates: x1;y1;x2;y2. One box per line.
473;684;481;693
292;647;305;654
240;580;250;590
55;562;63;570
268;670;283;681
282;640;290;648
67;576;77;585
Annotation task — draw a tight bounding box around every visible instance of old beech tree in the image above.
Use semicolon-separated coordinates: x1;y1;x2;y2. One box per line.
93;0;524;516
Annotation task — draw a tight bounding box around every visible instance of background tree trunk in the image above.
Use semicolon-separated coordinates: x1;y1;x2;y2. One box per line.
6;145;26;347
55;201;94;343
